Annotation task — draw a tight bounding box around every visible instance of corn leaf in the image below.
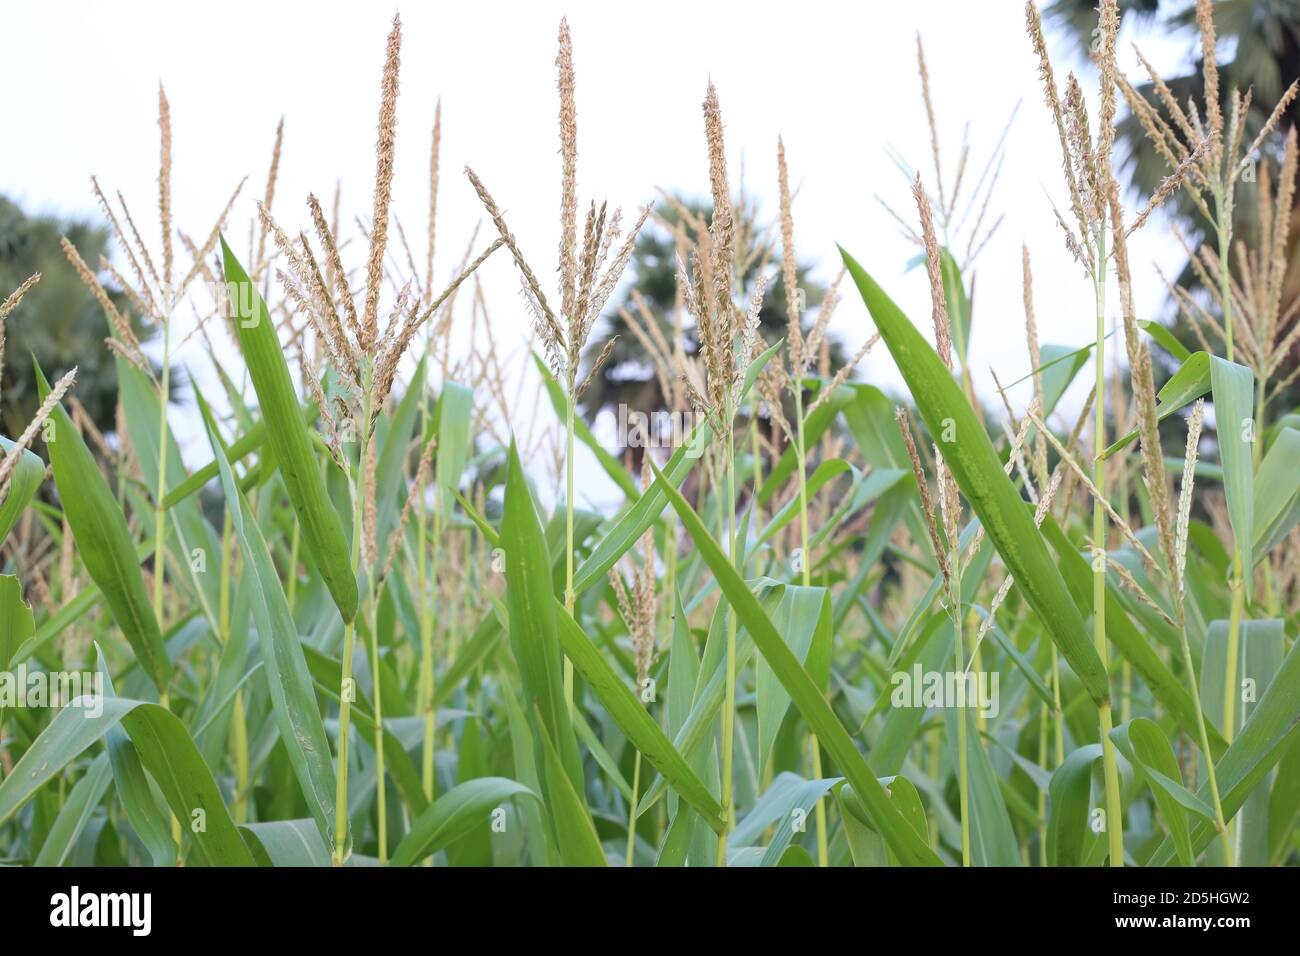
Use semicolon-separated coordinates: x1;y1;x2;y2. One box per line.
653;456;942;866
0;435;44;545
390;778;537;867
840;247;1109;704
0;575;33;673
221;237;358;623
207;414;347;859
1101;351;1211;459
1209;356;1255;576
501;440;583;791
35;359;170;693
0;694;253;865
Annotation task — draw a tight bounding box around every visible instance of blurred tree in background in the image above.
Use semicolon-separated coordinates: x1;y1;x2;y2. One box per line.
0;196;139;441
1048;0;1300;400
1049;0;1298;234
581;194;843;427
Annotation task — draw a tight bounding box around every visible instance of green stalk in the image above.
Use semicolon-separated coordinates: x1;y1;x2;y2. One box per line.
1050;647;1064;765
152;315;173;693
153;307;181;854
420;505;440;804
217;507;251;825
285;518;301;612
952;555;970;866
1119;445;1132;725
792;384;828;868
1174;606;1234;862
332;400;369;867
362;449;387;865
751;409;774;805
362;391;388;864
368;597;387;863
563;385;577;715
414;338;438;868
750;408;763;542
625;750;642;867
1037;703;1048;866
1214;200;1243;864
1255;378;1276;616
1092;226;1125;867
716;401;738;867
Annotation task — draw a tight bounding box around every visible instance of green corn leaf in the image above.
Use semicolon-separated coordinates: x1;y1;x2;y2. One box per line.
553;603;726;833
431;379;475;518
116;355;222;623
1038;343;1092;415
1112;718;1204;866
35;359;170;693
1047;744;1104;867
162;400;319;511
1041;514;1224;756
390;778;537;867
0;575;33;673
755;584;832;776
1252;426;1300;563
535;708;607;866
758;383;854;504
375;355;426;546
1148;629;1300;865
240;819;331;867
1267;734;1300;864
940;247;971;364
98;649;175;867
500;440;583;791
221;237;358;623
33;752;113;867
1209;356;1255;576
652;456;942;866
206;414;347;859
946;705;1021;866
0;694;253;865
1139;319;1192;362
1101;351;1211;459
0;435;44;545
729;772;842;866
840;247;1109;705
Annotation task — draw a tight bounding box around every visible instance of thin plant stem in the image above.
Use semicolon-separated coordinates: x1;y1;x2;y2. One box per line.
625;750;642;867
952;556;971;867
793;384;829;867
1214;196;1242;865
368;610;387;863
1051;646;1064;765
333;397;370;867
563;388;577;715
286;518;301;612
1092;225;1125;868
152;305;181;852
716;405;738;867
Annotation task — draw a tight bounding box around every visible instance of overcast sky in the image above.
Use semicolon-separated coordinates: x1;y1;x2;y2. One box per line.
1;0;1195;508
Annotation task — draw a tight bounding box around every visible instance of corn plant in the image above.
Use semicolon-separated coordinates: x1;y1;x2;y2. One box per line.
0;3;1298;869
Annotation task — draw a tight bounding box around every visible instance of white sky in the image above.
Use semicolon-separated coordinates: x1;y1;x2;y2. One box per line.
1;0;1195;508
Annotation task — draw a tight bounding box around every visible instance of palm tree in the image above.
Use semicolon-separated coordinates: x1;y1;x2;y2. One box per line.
1049;1;1299;230
580;194;840;428
1048;0;1300;399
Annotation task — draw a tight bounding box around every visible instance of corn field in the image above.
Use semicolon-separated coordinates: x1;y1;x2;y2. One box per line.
1;0;1299;871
